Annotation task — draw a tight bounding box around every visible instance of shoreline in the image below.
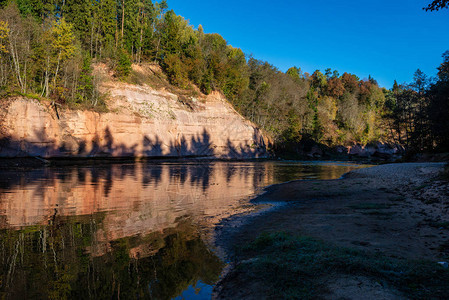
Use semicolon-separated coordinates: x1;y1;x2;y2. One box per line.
0;156;278;169
213;162;449;299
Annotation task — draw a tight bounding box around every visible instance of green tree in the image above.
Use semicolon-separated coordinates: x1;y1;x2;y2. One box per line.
115;48;132;78
311;70;327;91
76;53;98;105
324;68;332;80
16;0;56;20
332;70;339;78
437;51;449;81
200;33;227;89
412;69;428;94
286;66;302;81
158;10;198;86
52;18;76;74
97;0;118;57
427;51;449;150
63;0;93;52
221;46;248;99
392;80;399;94
41;17;76;98
0;2;35;93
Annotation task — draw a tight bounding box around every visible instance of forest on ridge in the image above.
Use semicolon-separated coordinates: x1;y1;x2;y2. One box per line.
0;0;448;154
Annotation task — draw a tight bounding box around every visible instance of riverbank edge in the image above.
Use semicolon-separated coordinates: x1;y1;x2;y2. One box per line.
0;156;279;169
212;162;449;299
211;166;359;298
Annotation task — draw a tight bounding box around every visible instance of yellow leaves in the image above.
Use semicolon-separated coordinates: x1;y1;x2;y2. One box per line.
0;21;9;54
227;47;245;61
318;96;338;121
51;18;75;60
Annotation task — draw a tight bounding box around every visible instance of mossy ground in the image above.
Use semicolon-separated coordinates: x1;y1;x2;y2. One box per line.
231;232;449;299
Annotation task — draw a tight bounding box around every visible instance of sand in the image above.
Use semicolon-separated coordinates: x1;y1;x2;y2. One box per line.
214;162;449;299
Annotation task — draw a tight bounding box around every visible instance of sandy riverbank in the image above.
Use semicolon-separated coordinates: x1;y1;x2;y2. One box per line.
214;162;449;299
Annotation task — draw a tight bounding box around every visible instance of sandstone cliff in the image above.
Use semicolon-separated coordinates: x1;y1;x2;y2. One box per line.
0;65;269;159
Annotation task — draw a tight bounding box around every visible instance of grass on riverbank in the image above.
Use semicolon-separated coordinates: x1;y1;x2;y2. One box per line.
230;232;449;299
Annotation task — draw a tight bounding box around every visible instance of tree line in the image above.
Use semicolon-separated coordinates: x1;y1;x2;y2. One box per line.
0;0;447;152
385;53;449;152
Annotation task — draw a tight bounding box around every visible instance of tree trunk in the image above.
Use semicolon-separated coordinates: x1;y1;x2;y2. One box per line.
115;16;118;48
121;0;125;44
90;16;95;57
154;37;160;63
138;11;144;64
53;51;62;90
9;36;24;92
41;56;51;98
61;0;66;16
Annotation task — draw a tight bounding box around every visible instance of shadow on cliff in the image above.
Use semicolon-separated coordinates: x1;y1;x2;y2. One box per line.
0;125;267;160
224;128;268;159
0;126;266;192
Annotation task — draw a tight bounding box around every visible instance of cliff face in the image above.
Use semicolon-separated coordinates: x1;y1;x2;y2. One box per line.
0;67;269;159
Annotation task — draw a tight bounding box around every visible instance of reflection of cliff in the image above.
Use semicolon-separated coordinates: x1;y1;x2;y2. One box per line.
0;161;362;299
0;218;223;299
0;77;269;158
0;163;274;243
0;162;361;234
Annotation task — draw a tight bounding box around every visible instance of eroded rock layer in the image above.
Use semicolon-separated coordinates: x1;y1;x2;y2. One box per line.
0;82;268;159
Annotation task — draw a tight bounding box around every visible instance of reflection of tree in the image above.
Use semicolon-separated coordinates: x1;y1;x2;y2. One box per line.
0;216;222;299
0;161;362;299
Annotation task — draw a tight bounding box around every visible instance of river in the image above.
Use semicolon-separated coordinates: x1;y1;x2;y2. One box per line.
0;160;363;299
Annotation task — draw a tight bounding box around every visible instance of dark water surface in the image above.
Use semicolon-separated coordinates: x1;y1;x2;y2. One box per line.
0;160;363;299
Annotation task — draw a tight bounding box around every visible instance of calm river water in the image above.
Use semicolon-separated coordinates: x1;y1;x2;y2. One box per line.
0;160;363;299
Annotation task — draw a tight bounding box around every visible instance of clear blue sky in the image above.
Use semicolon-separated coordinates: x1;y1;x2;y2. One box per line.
166;0;449;88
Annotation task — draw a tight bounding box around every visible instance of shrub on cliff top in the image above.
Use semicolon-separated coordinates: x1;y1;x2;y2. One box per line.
115;49;132;78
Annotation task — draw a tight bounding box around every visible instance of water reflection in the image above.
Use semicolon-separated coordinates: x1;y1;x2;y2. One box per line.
0;161;362;299
0;217;222;299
